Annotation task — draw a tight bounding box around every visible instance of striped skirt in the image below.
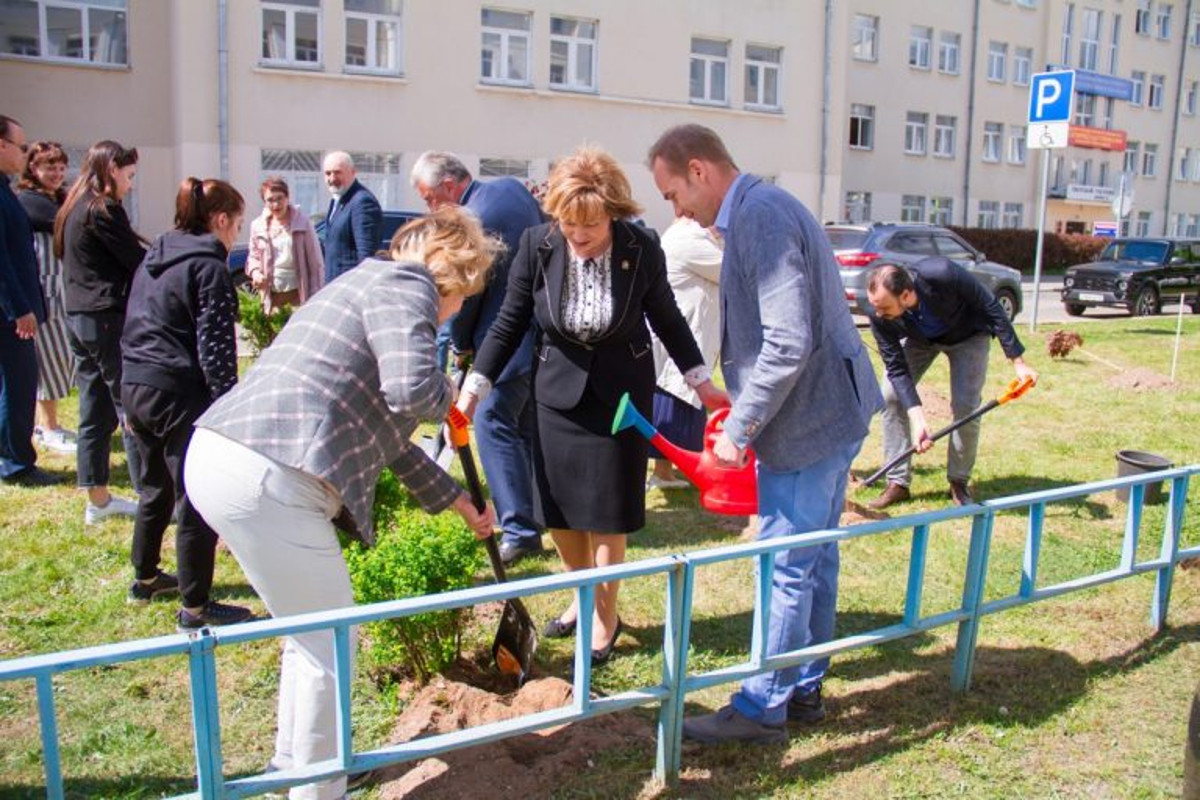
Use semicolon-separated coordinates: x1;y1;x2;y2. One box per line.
32;232;75;401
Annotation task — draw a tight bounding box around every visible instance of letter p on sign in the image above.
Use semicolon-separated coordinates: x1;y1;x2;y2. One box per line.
1028;71;1075;124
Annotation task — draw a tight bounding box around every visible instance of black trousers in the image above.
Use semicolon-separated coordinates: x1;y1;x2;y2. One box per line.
122;383;216;608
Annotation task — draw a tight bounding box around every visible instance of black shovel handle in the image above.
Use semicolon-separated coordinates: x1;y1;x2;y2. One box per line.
447;405;509;583
862;399;999;487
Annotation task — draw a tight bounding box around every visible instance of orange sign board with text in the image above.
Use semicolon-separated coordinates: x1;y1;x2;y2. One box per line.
1068;125;1128;151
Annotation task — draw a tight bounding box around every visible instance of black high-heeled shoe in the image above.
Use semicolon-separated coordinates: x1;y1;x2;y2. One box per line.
590;619;624;667
542;615;576;638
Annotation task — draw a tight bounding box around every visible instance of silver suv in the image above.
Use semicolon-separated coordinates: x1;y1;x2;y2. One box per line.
825;223;1024;320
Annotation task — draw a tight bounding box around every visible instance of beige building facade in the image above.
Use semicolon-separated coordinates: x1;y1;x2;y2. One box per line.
2;0;1197;240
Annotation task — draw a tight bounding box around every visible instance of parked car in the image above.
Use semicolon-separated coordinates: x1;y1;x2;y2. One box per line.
825;222;1024;320
228;209;423;288
1061;236;1200;317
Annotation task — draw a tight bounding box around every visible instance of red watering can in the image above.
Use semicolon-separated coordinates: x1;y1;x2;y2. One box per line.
611;392;757;515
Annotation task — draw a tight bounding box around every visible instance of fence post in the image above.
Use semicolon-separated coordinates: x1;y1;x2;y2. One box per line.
1152;475;1190;630
1121;485;1145;572
36;673;64;800
1020;502;1045;598
952;511;995;693
186;628;225;799
655;558;693;786
334;624;354;773
750;553;773;667
903;524;930;627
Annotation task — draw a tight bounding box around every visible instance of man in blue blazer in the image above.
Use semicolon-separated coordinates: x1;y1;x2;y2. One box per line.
411;152;544;564
321;151;382;284
649;124;883;744
0;114;58;486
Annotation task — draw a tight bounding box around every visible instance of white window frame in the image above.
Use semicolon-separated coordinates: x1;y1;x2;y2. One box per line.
853;14;879;62
1190;11;1200;45
549;16;597;92
0;0;130;65
744;43;782;111
1008;126;1027;164
849;104;875;150
480;7;532;86
930;197;953;226
479;158;531;179
1002;202;1024;229
901;195;926;223
1075;93;1097;127
1149;74;1165;109
1186;80;1198;115
1013;46;1032;85
1143;143;1159;176
1136;0;1153;34
1079;7;1101;70
1136;210;1152;236
1125;142;1141;172
1177;148;1192;180
1099;161;1111;187
344;0;403;75
978;200;1000;229
938;31;961;74
1131;70;1145;105
1107;12;1121;73
934;115;957;157
1190;214;1200;236
904;111;928;155
261;0;322;69
1062;2;1075;64
909;25;932;69
983;122;1003;163
690;37;729;106
844;191;872;223
1157;3;1173;39
987;41;1007;82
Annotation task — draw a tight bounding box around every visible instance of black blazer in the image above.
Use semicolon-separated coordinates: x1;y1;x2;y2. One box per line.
473;220;703;412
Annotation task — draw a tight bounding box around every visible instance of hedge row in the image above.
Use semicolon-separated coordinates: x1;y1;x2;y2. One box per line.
947;227;1108;274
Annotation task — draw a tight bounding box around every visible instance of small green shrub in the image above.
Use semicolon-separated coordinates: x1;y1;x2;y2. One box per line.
236;288;292;355
345;471;481;685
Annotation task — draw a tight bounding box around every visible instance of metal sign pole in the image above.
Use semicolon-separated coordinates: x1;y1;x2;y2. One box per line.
1030;145;1051;333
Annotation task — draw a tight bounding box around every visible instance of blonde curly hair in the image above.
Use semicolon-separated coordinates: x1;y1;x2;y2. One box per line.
542;146;642;224
388;206;501;296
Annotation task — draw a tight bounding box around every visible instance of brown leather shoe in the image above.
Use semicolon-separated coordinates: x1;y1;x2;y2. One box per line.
868;482;910;510
949;480;975;506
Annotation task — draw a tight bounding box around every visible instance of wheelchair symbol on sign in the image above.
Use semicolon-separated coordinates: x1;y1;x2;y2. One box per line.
1039;125;1055;147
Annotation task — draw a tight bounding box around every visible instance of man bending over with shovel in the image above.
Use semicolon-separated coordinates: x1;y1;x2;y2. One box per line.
866;259;1039;509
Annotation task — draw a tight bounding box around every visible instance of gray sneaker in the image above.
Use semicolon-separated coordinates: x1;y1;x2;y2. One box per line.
787;685;827;723
682;703;787;745
176;601;254;631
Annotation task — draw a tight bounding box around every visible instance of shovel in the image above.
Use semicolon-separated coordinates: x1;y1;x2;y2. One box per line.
445;404;538;686
862;376;1036;487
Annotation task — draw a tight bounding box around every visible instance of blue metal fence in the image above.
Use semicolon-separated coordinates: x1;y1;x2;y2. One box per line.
1;466;1195;798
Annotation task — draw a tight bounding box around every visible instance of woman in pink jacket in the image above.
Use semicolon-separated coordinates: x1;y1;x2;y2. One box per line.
246;177;324;313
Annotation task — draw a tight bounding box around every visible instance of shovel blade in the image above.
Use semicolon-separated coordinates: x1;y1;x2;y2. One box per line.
492;597;538;686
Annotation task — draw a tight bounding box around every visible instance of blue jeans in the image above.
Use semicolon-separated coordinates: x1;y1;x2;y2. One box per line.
0;323;38;478
881;333;990;486
732;438;862;726
475;372;541;547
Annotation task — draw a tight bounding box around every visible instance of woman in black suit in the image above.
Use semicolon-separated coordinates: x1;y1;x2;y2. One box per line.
459;147;727;665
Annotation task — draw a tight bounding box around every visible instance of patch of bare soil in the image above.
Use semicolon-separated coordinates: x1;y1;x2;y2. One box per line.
376;676;654;799
1105;367;1175;391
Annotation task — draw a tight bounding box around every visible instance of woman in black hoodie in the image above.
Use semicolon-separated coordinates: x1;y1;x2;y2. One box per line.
121;177;251;630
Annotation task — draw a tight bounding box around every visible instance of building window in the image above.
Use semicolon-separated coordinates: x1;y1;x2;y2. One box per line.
1190;214;1200;236
1135;210;1151;236
938;31;961;74
1131;70;1145;105
1149;74;1165;109
1136;0;1153;34
261;148;325;215
930;197;953;226
690;37;729;105
479;158;530;178
480;8;531;85
744;44;782;110
1;0;129;64
1099;161;1110;187
1172;213;1188;235
1107;13;1122;73
1143;143;1158;176
934;115;957;157
849;104;875;149
550;16;597;91
853;14;879;61
1186;81;1198;115
1101;96;1115;128
1017;0;1037;7
1061;3;1074;64
1124;141;1140;172
904;112;928;155
978;200;1000;229
1177;148;1192;180
909;25;932;69
1075;93;1097;127
261;0;321;67
1079;7;1101;70
1008;126;1027;164
901;195;926;222
1078;158;1094;185
844;191;872;223
987;41;1007;82
1003;202;1024;228
344;0;402;74
983;122;1003;162
1013;46;1032;85
1190;11;1200;45
1157;3;1173;39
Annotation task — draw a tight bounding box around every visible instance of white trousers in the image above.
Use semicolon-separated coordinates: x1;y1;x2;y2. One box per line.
185;428;354;800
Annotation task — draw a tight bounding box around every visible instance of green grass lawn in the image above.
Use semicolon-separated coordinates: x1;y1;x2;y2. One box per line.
1;315;1198;799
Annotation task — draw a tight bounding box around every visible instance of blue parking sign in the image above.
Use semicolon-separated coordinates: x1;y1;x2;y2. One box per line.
1028;71;1075;124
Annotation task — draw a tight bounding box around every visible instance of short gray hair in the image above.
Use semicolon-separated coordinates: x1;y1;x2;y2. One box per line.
323;150;353;171
411;151;472;188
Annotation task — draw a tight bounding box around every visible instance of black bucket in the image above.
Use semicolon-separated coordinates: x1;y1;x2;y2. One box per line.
1115;450;1174;504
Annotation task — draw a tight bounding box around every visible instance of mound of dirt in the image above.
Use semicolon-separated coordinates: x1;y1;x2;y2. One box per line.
377;676;654;798
1105;368;1175;391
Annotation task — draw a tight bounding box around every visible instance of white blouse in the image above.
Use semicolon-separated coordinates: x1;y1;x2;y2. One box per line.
560;249;614;342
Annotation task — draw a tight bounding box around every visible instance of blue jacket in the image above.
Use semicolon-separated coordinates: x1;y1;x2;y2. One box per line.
322;179;382;284
0;180;44;325
720;176;882;472
868;256;1025;410
453;177;542;382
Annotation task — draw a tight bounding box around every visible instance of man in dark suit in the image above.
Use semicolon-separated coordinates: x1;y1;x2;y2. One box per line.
865;259;1038;508
411;151;544;564
0;114;58;486
321;150;382;284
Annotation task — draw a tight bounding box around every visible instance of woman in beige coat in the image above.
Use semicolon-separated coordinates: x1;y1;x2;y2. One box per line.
246;177;324;313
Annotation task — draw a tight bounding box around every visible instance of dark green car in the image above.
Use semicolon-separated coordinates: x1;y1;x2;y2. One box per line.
1062;237;1200;317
